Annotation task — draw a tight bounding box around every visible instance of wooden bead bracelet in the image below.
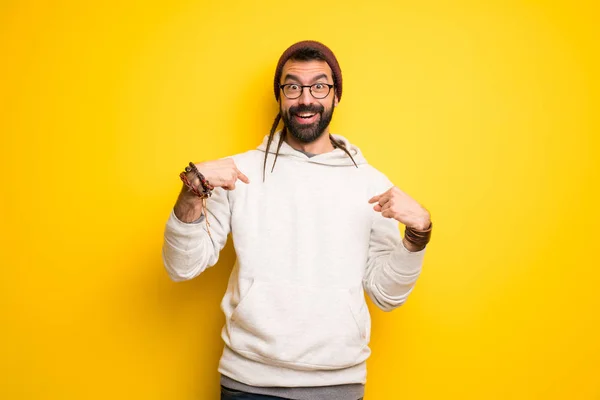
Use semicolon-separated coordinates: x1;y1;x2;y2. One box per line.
179;162;214;238
185;162;214;195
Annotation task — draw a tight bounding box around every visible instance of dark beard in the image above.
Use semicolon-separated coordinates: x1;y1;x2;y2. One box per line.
281;99;335;143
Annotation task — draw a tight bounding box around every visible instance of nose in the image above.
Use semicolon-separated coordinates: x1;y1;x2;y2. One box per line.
298;86;315;106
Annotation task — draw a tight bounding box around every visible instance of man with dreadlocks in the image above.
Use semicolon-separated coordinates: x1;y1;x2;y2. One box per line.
163;40;432;400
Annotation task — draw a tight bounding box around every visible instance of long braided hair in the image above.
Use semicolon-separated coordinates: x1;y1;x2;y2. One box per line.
262;112;358;181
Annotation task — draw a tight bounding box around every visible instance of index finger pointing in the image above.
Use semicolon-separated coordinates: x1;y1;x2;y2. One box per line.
237;169;250;184
368;195;381;204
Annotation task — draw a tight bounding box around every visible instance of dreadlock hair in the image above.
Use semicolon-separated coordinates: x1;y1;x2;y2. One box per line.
262;113;358;181
263;43;358;181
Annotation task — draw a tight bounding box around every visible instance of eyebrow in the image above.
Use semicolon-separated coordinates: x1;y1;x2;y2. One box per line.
282;73;330;83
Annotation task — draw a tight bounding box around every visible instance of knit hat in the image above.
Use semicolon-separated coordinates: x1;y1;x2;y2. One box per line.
273;40;342;102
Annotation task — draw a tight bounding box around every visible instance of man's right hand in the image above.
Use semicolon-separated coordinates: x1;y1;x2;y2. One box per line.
174;158;248;223
194;158;250;190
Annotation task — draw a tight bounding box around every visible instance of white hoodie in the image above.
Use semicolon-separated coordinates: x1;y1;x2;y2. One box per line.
162;131;426;387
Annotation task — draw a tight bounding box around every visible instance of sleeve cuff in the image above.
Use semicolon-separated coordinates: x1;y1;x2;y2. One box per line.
389;241;426;275
164;209;207;251
171;209;205;225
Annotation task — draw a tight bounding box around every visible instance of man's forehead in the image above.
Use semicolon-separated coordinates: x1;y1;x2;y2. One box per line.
281;60;333;82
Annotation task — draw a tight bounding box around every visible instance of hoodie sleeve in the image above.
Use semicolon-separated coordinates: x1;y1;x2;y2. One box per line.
162;187;231;282
363;183;427;312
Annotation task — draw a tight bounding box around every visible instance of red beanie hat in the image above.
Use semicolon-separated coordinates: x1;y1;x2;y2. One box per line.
273;40;342;102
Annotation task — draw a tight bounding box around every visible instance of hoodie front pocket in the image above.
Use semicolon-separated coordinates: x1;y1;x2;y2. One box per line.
229;280;369;370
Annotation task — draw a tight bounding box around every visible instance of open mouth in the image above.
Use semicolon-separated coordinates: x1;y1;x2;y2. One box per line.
293;112;318;124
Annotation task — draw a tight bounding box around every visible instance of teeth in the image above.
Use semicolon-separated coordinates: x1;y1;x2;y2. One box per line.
298;113;315;117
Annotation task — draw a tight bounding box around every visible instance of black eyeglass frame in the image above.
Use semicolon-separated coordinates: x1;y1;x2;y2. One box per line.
279;83;335;99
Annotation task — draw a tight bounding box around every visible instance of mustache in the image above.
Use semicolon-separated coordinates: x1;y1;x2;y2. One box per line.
289;104;324;115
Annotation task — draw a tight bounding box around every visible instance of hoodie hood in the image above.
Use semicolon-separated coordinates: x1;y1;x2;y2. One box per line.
257;130;367;167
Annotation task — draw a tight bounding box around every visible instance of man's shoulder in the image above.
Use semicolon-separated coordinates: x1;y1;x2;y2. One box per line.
230;149;261;160
229;149;262;163
358;162;388;179
228;149;264;175
358;163;394;191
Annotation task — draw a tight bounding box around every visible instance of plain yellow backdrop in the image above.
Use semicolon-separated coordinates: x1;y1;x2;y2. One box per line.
1;0;598;399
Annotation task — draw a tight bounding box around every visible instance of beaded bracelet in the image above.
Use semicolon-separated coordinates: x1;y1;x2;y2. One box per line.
179;171;207;198
404;222;432;249
185;162;214;195
179;165;213;239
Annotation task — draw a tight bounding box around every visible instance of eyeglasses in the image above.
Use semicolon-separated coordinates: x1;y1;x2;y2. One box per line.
279;83;334;99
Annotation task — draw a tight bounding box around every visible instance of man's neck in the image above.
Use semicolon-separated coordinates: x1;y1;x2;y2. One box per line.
284;130;335;155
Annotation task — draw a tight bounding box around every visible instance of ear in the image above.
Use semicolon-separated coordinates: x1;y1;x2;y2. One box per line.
334;94;339;107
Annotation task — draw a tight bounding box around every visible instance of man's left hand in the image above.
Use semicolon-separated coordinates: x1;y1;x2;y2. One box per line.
368;186;431;231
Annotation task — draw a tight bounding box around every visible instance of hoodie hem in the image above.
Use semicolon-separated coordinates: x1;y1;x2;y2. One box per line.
218;346;367;387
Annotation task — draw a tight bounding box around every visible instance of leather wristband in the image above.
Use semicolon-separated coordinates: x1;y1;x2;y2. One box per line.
404;222;432;249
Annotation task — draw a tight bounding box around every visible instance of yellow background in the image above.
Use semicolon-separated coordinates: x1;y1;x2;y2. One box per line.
1;0;599;399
